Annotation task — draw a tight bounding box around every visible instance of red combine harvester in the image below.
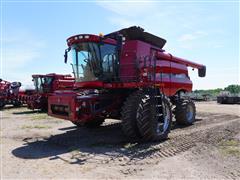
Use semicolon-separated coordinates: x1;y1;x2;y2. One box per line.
48;26;206;141
0;79;22;109
23;73;74;111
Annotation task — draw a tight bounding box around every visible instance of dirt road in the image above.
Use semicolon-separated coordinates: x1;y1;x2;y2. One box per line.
1;101;240;179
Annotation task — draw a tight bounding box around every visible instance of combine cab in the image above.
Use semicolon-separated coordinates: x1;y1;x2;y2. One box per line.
0;79;22;109
48;26;206;141
26;73;74;111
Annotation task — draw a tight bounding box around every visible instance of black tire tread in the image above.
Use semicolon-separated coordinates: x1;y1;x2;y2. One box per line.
121;91;143;138
137;93;172;142
173;99;196;125
72;118;104;128
85;118;105;128
72;121;84;127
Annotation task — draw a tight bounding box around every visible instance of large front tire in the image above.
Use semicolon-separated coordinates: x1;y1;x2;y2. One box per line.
85;118;105;128
136;93;172;142
72;118;105;128
13;100;22;107
0;101;5;109
72;121;84;127
121;91;142;138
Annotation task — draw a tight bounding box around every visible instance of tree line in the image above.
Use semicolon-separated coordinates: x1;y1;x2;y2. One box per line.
194;84;240;97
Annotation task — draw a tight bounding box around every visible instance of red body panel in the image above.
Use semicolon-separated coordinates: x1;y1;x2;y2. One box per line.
70;40;193;96
25;73;75;110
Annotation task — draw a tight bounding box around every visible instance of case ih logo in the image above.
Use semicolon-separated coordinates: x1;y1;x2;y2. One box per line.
57;98;61;103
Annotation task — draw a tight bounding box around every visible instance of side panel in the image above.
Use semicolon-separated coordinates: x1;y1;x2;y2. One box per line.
120;40;151;82
48;93;78;121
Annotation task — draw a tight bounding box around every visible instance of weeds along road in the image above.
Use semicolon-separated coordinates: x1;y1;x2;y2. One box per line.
1;101;240;179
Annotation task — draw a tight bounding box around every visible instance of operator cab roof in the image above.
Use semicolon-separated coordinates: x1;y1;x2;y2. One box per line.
104;26;167;49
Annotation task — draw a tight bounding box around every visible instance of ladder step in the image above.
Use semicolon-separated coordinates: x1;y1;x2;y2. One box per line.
156;114;163;117
156;105;162;107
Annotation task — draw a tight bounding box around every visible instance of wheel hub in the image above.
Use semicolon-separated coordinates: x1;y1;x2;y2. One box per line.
186;104;194;122
156;102;170;135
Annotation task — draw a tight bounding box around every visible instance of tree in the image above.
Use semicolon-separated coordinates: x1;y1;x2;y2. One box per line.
224;84;240;94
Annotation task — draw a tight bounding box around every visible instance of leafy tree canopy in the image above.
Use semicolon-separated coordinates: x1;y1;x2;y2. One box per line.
194;84;240;97
224;84;240;94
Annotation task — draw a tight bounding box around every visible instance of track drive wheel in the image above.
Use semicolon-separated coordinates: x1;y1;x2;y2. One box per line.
136;92;172;142
173;99;196;125
121;90;142;138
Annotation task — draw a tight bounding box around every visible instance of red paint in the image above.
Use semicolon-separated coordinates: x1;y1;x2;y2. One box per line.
0;79;23;108
20;73;75;111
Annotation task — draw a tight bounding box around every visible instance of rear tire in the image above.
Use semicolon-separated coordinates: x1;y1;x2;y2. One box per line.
85;118;105;128
40;106;48;112
173;99;196;125
136;92;172;142
0;101;5;109
217;97;223;104
13;100;22;107
121;91;142;138
72;121;84;127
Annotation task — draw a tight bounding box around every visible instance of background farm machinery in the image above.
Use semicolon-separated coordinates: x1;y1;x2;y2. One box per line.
217;91;240;104
0;79;23;109
25;73;74;111
0;74;74;111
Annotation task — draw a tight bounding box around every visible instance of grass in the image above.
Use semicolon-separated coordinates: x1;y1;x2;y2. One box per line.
88;141;139;150
68;146;79;154
67;147;88;160
219;139;240;157
21;125;52;129
30;113;49;121
123;142;138;149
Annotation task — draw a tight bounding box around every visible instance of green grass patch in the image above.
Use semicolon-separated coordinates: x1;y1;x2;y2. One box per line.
68;147;80;158
88;141;138;149
220;140;239;146
30;113;49;120
68;146;79;153
123;142;138;149
21;125;52;129
219;140;240;157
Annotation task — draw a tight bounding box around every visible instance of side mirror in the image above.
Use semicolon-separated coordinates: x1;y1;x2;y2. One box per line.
0;79;2;82
64;47;71;64
198;66;206;77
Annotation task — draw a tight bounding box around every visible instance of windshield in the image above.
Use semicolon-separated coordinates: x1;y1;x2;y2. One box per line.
33;77;54;93
71;42;117;82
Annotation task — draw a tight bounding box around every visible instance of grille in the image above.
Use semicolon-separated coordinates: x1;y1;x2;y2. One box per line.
51;104;69;116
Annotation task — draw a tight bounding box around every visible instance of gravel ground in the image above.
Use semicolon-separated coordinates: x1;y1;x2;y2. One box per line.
0;101;240;179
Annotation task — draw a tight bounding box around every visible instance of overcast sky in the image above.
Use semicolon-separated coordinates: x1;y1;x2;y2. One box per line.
1;0;239;90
